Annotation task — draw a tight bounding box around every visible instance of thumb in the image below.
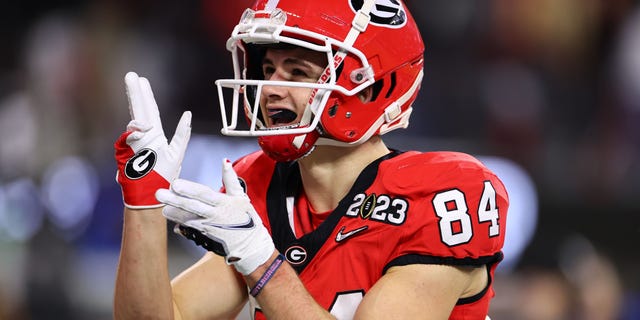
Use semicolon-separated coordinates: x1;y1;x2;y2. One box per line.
222;159;244;196
169;111;192;157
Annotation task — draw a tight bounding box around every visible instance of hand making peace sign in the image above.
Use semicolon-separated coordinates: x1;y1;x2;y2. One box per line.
114;72;192;209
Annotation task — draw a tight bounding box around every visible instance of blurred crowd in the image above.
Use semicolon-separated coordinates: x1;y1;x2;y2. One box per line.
0;0;639;319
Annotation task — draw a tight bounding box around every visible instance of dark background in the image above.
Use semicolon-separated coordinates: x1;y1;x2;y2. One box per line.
0;0;638;319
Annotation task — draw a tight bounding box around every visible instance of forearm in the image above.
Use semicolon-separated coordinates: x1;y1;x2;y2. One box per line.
114;207;175;319
244;251;335;320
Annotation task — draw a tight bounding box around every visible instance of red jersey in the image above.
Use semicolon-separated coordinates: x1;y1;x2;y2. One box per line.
232;150;509;320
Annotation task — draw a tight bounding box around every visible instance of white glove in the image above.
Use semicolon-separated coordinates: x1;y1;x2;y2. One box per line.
115;71;191;209
156;159;275;275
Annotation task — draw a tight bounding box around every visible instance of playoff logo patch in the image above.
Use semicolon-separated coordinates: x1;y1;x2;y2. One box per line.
125;148;157;179
349;0;407;28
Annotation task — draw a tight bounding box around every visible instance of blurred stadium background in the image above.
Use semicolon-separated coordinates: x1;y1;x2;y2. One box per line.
0;0;639;319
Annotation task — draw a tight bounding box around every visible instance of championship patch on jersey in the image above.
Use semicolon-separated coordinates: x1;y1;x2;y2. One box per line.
344;192;408;225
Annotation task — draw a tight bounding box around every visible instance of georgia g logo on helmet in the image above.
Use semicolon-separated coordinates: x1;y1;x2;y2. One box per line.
349;0;407;28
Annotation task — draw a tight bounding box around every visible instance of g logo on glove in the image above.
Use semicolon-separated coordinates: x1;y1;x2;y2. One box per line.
125;149;157;179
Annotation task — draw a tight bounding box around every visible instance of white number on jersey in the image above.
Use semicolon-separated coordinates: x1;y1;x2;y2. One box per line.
432;181;500;246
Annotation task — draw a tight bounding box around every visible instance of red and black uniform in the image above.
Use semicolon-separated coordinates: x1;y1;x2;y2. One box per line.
233;150;509;320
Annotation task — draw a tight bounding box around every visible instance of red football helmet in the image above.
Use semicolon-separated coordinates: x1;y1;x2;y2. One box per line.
215;0;425;162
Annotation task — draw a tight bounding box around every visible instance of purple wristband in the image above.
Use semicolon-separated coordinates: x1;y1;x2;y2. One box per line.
250;254;285;297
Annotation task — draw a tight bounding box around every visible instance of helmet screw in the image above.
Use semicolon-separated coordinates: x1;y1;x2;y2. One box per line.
345;112;352;118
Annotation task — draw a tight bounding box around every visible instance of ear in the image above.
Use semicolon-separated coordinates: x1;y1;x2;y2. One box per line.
357;86;374;103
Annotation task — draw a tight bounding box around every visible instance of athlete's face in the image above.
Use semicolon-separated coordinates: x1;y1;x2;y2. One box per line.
259;47;327;128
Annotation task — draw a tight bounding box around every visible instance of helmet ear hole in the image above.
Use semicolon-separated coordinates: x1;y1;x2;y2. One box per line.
357;86;374;103
327;103;338;117
384;72;397;99
370;79;385;101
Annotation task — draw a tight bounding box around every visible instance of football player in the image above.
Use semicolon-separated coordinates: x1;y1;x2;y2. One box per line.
113;0;509;319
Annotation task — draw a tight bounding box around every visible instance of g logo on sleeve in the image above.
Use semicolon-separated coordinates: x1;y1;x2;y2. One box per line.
125;149;157;179
285;246;307;265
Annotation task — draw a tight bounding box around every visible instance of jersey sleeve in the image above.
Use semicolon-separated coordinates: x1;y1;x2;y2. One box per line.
382;152;508;268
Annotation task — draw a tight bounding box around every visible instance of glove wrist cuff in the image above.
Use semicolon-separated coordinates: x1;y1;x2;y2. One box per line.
119;170;169;208
234;243;276;275
124;202;165;210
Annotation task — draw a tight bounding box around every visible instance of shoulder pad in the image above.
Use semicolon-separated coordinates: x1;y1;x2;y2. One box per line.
381;151;497;196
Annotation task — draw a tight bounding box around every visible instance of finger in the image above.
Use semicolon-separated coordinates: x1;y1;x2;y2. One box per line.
169;180;237;213
126;120;153;133
124;120;154;142
124;72;146;121
126;131;145;142
162;204;200;224
169;111;192;157
138;76;164;131
169;179;229;205
155;188;176;205
156;187;214;217
222;159;244;196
